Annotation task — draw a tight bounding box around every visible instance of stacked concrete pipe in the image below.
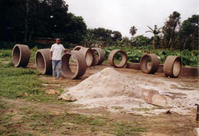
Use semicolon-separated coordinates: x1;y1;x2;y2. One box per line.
92;48;105;65
35;49;52;75
61;51;87;79
140;54;160;74
163;56;181;78
108;49;128;68
12;44;30;67
73;46;94;67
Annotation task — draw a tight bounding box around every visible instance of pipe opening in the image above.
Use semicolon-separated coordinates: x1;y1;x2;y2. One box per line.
140;54;159;74
13;46;21;66
140;56;152;73
62;53;78;79
36;52;45;73
173;58;181;77
114;52;127;67
85;50;94;67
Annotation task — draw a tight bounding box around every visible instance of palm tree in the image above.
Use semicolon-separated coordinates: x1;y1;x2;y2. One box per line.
130;26;137;37
146;25;161;49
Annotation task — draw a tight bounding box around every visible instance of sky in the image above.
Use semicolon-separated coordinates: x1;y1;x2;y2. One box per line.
66;0;199;38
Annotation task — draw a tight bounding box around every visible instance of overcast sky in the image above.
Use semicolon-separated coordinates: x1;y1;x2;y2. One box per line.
66;0;199;38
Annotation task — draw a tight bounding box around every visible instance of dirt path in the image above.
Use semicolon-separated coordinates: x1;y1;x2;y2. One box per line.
1;96;198;136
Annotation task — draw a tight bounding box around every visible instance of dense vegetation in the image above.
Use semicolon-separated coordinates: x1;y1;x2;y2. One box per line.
0;0;87;43
0;0;198;68
0;0;198;50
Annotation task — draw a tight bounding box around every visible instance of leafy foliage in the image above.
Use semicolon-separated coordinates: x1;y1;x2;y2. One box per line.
104;46;199;66
0;0;87;44
83;28;122;47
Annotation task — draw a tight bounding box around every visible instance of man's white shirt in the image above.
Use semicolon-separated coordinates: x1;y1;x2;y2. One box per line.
50;43;65;60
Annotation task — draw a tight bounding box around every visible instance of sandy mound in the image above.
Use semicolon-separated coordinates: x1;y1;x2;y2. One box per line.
61;68;143;99
59;68;199;115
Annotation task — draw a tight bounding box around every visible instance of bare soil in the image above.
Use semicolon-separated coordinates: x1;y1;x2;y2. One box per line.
1;63;199;136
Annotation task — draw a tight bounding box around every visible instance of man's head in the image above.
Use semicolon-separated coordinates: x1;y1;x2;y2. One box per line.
55;38;61;44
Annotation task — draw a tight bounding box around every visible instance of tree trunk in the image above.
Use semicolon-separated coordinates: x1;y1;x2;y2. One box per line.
24;0;29;42
153;38;156;49
183;37;188;49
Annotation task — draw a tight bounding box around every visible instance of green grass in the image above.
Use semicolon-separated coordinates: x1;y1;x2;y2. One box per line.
0;49;12;62
0;62;63;103
0;100;145;136
17;107;144;136
0;48;67;103
110;123;145;136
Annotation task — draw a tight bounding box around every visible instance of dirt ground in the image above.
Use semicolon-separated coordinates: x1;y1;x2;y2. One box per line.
38;63;199;135
1;63;199;136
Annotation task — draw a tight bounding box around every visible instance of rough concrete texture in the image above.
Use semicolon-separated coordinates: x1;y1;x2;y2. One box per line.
61;51;87;79
194;128;199;136
140;54;160;74
12;44;30;67
164;56;181;78
91;48;105;65
35;49;52;75
127;62;199;77
108;49;128;68
73;46;94;67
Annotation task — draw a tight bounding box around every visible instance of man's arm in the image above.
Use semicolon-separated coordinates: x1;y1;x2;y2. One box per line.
50;51;53;60
64;49;71;53
50;45;54;60
62;45;70;53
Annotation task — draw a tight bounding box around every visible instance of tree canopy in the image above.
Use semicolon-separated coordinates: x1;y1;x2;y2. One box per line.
0;0;87;44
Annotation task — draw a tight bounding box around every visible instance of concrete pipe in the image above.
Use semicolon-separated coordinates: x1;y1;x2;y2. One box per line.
163;56;181;78
108;49;128;68
61;51;87;79
35;49;52;75
92;48;105;65
73;46;94;67
12;44;30;67
140;54;160;74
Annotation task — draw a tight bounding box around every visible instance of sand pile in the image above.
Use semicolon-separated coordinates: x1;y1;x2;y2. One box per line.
59;68;199;115
61;68;143;99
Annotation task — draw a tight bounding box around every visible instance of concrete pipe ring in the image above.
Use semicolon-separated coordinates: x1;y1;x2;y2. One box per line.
73;46;94;67
35;49;52;75
91;48;105;65
12;44;30;67
140;54;160;74
108;49;128;68
61;51;87;79
163;56;181;78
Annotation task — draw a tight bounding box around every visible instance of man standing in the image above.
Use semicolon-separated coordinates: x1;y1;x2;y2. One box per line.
50;38;65;79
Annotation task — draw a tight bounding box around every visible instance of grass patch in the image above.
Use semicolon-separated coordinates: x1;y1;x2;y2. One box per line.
0;49;70;103
29;47;38;63
110;123;145;136
18;107;145;135
0;49;12;62
18;107;108;134
0;66;42;99
0;64;63;103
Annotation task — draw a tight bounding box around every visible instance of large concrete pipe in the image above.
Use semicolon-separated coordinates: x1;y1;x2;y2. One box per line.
163;56;181;78
140;54;160;74
61;51;87;79
92;48;105;65
73;46;94;67
12;44;30;67
108;49;128;68
35;49;52;75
